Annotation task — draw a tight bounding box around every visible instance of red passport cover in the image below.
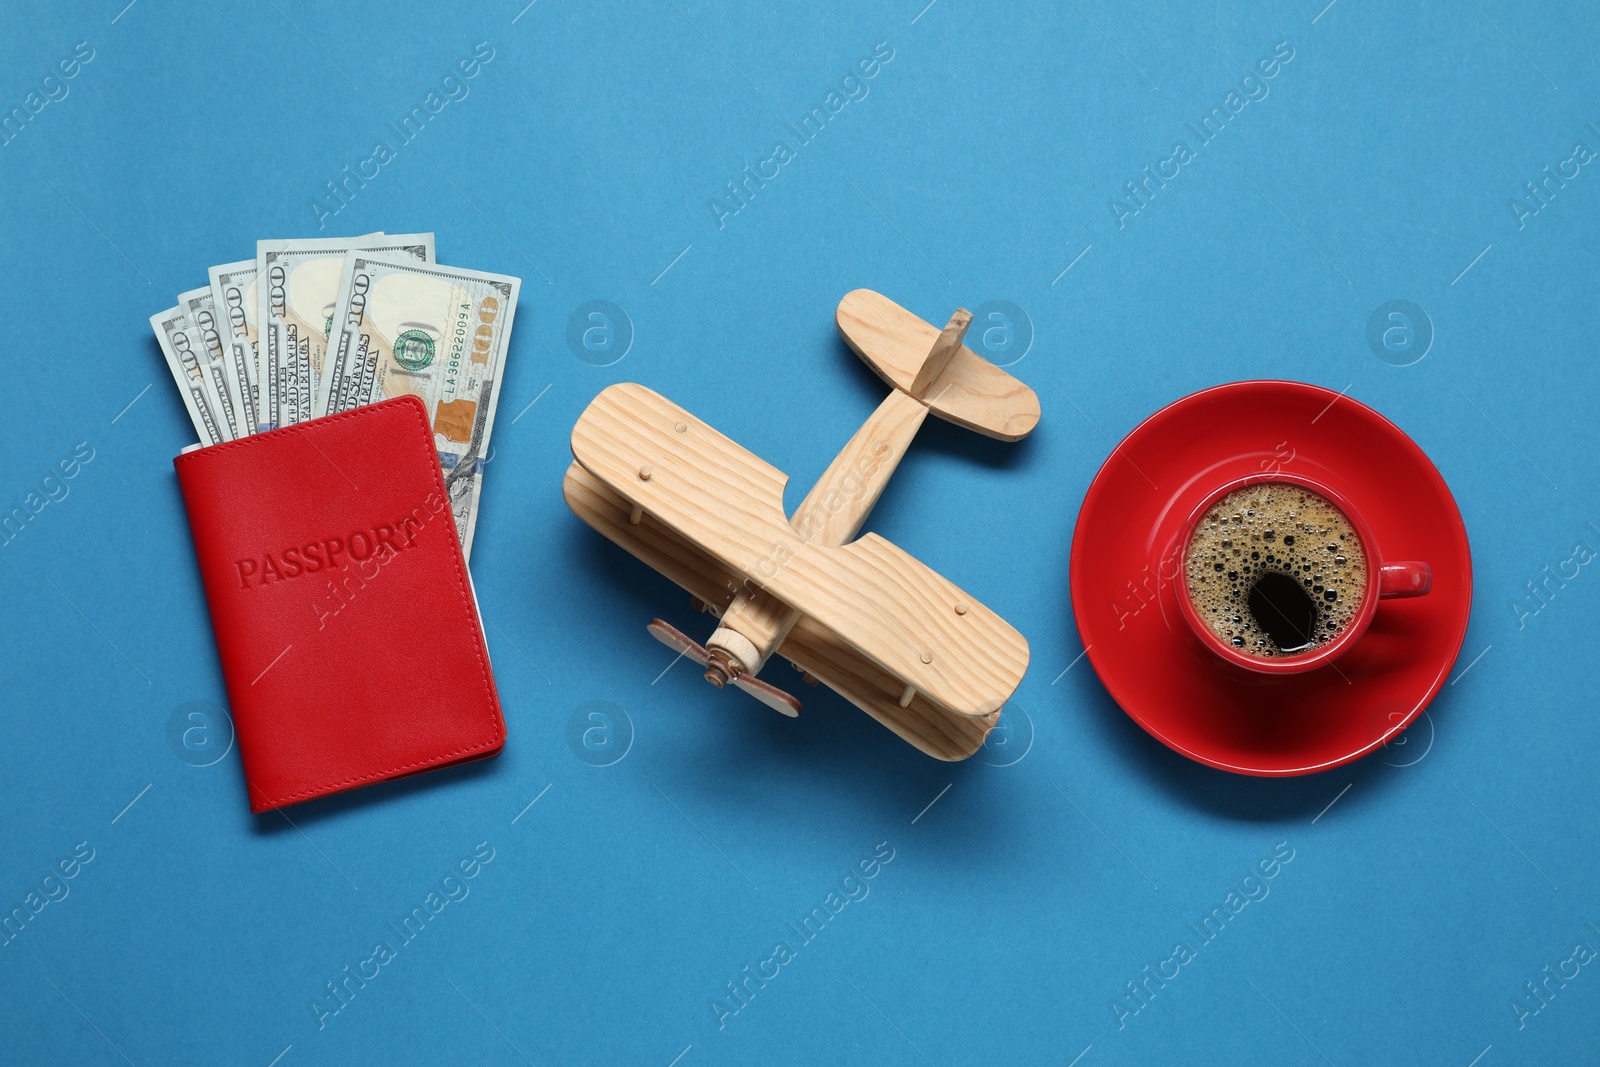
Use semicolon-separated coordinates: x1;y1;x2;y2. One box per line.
174;395;505;812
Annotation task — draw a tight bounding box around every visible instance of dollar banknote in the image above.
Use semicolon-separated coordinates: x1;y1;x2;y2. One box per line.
254;231;380;430
256;232;434;429
179;286;247;440
206;260;263;433
324;253;521;559
151;307;227;446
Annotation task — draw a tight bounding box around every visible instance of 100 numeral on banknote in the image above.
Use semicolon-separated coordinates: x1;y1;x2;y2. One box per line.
325;253;521;560
258;234;434;430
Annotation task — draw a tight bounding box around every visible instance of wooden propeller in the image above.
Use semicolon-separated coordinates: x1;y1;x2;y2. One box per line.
646;618;802;717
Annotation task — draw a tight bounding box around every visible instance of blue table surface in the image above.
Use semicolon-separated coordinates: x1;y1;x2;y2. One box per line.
3;2;1596;1064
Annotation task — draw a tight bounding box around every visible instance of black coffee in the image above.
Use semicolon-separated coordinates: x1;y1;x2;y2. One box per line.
1184;482;1368;659
1246;571;1319;652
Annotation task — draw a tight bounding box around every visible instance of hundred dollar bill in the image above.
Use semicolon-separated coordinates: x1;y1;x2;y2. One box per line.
180;286;247;439
256;232;434;429
151;307;227;446
324;253;521;560
207;260;264;433
253;231;379;430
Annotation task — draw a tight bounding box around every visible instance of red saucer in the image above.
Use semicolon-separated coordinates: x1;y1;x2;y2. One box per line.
1068;381;1472;776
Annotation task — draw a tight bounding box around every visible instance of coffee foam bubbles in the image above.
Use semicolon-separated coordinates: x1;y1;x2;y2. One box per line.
1184;482;1369;658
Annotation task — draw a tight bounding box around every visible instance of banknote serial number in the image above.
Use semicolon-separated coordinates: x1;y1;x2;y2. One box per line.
444;295;501;394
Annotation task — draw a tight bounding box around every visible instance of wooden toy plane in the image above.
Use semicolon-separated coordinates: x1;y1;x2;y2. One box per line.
562;289;1039;759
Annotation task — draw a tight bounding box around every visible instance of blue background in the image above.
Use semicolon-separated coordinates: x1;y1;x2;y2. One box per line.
2;1;1596;1064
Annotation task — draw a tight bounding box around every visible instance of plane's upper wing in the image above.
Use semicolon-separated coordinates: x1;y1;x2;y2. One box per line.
569;383;1029;718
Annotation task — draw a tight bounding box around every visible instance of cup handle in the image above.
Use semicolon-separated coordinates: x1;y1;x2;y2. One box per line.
1379;562;1431;599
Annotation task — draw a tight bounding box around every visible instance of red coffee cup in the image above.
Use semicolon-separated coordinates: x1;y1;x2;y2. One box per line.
1175;472;1430;674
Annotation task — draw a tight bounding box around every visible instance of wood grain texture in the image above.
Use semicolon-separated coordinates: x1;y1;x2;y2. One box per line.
717;388;928;669
909;307;973;399
789;386;928;547
836;288;1040;441
570;383;1028;717
563;462;995;758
